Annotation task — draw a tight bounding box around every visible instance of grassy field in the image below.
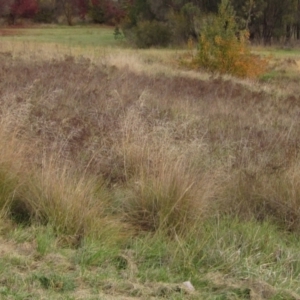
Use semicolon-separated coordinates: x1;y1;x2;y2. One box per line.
1;26;300;299
0;25;123;47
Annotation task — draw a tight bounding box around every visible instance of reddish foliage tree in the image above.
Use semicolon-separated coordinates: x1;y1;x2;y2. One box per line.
9;0;38;23
77;0;88;20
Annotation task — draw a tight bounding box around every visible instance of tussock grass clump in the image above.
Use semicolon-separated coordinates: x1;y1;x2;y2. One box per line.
0;127;125;245
18;158;125;244
0;127;29;225
121;159;216;235
117;103;221;236
223;162;300;232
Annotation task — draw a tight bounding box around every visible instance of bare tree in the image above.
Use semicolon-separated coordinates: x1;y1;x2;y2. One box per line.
61;0;77;25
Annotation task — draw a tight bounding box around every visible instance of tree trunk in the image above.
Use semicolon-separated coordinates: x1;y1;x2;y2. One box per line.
66;13;73;26
263;23;273;45
285;24;291;44
62;0;74;26
8;13;16;25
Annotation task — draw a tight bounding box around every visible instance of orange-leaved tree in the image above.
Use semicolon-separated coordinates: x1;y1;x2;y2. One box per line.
196;0;267;78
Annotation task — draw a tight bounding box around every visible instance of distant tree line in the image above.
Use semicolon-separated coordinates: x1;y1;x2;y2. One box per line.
0;0;125;26
1;0;300;45
122;0;300;45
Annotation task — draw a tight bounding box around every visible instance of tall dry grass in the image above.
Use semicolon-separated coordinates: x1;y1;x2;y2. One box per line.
1;49;300;241
0;125;125;245
0;128;27;220
19;158;124;242
121;161;219;235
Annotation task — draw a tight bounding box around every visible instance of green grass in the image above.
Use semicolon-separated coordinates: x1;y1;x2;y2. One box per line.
0;26;124;47
252;46;300;58
1;218;300;299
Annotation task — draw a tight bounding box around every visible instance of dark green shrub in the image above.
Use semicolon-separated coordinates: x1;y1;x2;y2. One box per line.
113;26;123;40
89;4;105;24
135;20;172;48
34;6;56;23
167;12;190;45
89;0;125;25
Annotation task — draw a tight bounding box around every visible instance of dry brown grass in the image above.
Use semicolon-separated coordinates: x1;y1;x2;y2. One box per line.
18;158;125;244
1;47;300;238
